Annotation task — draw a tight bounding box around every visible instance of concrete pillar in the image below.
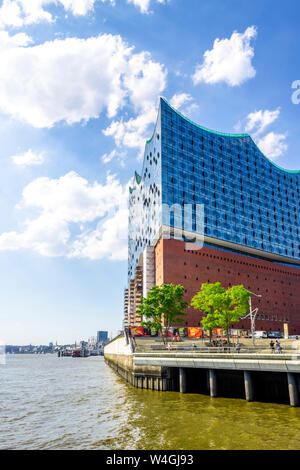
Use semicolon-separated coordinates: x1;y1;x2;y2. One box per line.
244;371;254;402
209;369;217;397
179;368;187;393
287;373;299;407
162;378;167;391
151;377;155;390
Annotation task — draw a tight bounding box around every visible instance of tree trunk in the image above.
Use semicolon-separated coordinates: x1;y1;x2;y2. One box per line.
226;322;230;346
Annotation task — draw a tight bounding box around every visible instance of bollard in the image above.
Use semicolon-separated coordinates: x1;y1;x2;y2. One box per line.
287;373;299;407
244;371;254;402
209;369;217;397
179;368;187;393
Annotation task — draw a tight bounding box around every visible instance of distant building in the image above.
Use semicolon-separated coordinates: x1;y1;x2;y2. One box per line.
88;336;97;346
97;331;108;344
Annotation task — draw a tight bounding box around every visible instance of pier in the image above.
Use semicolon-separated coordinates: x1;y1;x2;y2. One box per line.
104;335;300;407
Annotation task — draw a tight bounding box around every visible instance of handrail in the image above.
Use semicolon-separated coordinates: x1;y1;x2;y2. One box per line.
135;345;290;355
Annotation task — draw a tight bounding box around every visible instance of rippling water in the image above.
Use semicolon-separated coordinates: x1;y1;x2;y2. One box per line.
1;354;300;450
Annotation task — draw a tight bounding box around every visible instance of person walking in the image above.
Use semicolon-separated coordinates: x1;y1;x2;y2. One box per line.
275;340;282;354
270;340;275;353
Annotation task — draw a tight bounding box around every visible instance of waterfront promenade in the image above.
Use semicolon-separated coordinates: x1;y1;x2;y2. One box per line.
104;336;300;407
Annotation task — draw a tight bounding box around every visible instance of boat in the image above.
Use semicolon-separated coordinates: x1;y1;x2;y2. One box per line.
72;349;82;357
71;348;90;357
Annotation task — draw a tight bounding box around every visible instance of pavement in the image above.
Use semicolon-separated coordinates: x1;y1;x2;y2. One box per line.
133;336;300;353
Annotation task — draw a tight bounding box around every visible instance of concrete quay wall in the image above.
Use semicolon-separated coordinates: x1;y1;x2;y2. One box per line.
104;336;176;391
133;352;300;373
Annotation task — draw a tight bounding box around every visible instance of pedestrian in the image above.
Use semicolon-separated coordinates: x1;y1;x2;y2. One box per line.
270;340;275;353
275;340;282;354
235;342;241;353
167;343;172;351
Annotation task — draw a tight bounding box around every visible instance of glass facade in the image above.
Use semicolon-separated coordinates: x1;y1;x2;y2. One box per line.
128;98;300;280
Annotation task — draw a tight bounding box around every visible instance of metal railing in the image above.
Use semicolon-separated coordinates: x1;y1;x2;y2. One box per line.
134;344;289;354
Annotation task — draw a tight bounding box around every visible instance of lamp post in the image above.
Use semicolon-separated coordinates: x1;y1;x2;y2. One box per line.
241;290;262;347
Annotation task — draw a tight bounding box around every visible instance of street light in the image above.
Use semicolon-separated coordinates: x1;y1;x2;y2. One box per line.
240;289;262;347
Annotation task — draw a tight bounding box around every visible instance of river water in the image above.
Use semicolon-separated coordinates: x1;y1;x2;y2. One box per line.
1;354;300;450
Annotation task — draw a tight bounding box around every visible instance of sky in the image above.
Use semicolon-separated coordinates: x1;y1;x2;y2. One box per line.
0;0;299;345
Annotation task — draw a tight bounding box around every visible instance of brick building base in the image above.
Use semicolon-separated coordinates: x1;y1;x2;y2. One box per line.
155;238;300;334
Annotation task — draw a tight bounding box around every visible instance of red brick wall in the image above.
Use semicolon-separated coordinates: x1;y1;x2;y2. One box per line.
155;238;300;334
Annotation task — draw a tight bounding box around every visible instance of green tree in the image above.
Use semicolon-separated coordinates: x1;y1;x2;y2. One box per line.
191;282;250;345
219;285;251;344
191;282;226;342
138;284;188;344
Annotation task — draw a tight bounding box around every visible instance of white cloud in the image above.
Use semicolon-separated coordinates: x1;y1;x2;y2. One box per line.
245;108;280;136
102;149;117;164
101;149;126;165
124;51;167;113
11;149;45;166
126;0;165;14
0;171;129;260
170;93;192;110
59;0;114;16
103;107;157;158
169;92;199;118
127;0;151;13
71;206;128;260
239;107;287;161
0;0;165;27
256;132;288;161
0;31;166;129
0;29;32;46
103;51;167;157
193;26;257;87
0;0;114;28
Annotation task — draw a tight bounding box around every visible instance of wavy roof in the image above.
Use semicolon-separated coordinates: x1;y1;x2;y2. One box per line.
130;97;300;191
160;97;300;175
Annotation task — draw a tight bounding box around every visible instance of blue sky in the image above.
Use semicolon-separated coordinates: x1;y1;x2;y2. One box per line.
0;0;299;345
